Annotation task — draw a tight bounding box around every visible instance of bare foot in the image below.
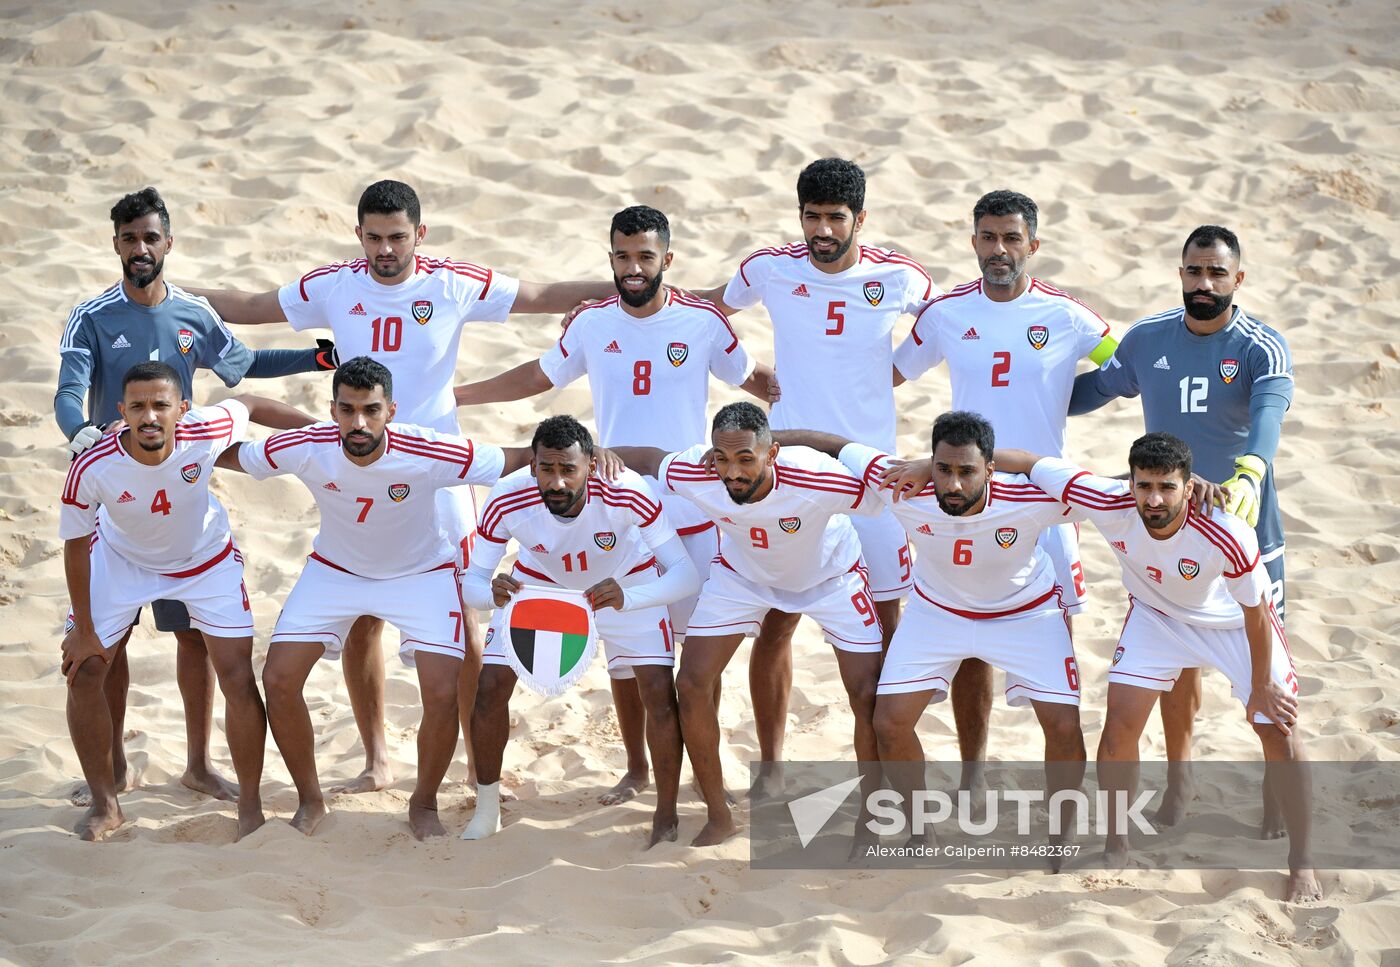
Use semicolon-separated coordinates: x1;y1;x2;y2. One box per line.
600;773;650;806
690;775;737;806
1260;797;1288;840
847;828;884;864
74;800;126;841
1151;769;1195;827
181;767;239;802
647;813;679;848
691;815;739;847
236;808;267;842
1103;842;1130;872
290;799;330;836
71;765;141;806
749;765;786;802
959;765;988;823
409;802;448;840
328;764;393;795
1287;868;1323;902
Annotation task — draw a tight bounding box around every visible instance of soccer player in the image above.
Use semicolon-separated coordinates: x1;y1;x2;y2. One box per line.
999;434;1318;902
612;402;885;846
1068;225;1294;826
216;356;557;839
692;158;935;789
59;361;313;841
191;180;615;795
454;204;776;805
774;413;1089;861
55;187;333;804
891;189;1117;783
460;416;700;847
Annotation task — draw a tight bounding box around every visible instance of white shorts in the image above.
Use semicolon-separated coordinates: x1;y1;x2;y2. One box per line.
1039;521;1086;615
270;556;465;667
1109;598;1298;724
68;536;253;648
853;509;912;602
878;588;1079;706
685;559;883;653
437;485;480;569
482;596;676;680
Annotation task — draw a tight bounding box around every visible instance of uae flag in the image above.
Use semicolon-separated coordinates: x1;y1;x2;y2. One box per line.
504;588;598;697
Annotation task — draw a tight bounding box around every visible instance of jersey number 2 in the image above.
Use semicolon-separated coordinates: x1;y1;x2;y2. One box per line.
991;351;1011;387
1178;376;1208;413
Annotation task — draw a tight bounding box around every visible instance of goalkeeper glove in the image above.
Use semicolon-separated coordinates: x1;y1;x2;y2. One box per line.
1222;454;1266;527
314;339;339;371
67;421;105;456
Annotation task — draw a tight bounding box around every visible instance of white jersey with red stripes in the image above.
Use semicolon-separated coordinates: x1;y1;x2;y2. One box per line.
839;443;1081;615
59;400;249;573
893;278;1110;456
659;443;880;593
239;421;506;580
475;467;675;588
722;243;936;452
1030;457;1268;627
277;254;521;433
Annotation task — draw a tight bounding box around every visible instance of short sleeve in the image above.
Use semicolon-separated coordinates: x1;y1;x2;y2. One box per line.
659;445;710;497
475;478;518;546
901;262;936;313
456;267;520;324
1029;456;1130;526
893;302;945;381
277;273;332;333
721;253;770;310
458;440;506;486
59;460;98;539
240;426;318;479
189;400;251;457
796;449;879;516
538;319;588;387
706;312;755;387
837;442;894;509
631;476;678;549
1068;299;1112;358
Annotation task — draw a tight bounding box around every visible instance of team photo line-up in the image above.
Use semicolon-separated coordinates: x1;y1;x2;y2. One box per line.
55;157;1316;901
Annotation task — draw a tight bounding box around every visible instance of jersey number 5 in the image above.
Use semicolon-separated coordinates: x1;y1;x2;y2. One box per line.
825;301;845;336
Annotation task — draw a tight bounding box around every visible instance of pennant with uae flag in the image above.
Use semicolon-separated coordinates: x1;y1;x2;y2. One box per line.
502;586;599;697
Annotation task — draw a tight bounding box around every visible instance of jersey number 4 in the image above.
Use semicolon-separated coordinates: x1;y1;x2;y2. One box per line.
150;490;172;516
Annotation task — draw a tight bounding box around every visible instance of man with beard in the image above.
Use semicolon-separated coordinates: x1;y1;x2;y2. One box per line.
453;205;777;806
190;180;614;798
215;356;546;840
461;416;699;847
55;187;334;806
611;402;886;846
1067;226;1294;826
891;189;1117;795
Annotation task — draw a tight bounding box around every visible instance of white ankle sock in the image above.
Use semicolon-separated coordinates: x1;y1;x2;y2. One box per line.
461;782;502;841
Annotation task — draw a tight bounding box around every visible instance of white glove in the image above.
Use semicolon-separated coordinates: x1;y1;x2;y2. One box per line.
67;423;104;456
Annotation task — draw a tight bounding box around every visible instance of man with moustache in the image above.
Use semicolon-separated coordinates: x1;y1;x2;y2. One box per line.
54;186;333;805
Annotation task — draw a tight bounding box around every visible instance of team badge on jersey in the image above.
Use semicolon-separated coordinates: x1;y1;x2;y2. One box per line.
995;527;1018;549
387;483;411;502
593;532;617;551
778;517;801;534
484;629;494;646
412;300;433;324
1177;558;1200;580
863;280;884;307
1219;358;1239;384
1027;325;1049;350
181;462;202;484
1112;645;1124;666
177;329;194;354
667;342;689;367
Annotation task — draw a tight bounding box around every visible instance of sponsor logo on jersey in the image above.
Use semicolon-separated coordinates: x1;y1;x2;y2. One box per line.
181;462;201;484
111;333;132;349
862;280;884;307
117;490;135;503
411;300;433;324
916;523;934;535
1111;540;1127;553
778;517;801;534
1112;645;1124;666
531;543;548;553
1153;355;1170;371
961;327;979;341
387;482;411;502
791;284;810;298
1178;558;1200;580
604;340;622;354
177;329;195;354
348;303;367;316
995;527;1018;548
593;532;617;551
322;481;340;492
1027;325;1049;350
667;342;689;367
1219;358;1239;383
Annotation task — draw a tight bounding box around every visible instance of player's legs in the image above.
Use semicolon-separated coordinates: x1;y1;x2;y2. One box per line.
1254;721;1319;901
675;632;746;846
335;615;392;795
1155;667;1201;827
158;595;237;800
633;664;682;847
409;651;462;841
833;646;883;844
950;659;993;794
456;608;485;787
749;608;798;796
1030;698;1086;863
873;689;938;843
463;663;516;841
602;673;650;805
65;635;128;841
200;634;267;840
1096;683;1161;866
101;630;135;795
261;641;330;835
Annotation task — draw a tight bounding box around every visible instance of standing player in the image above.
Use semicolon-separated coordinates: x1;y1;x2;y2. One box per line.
1068;226;1294;825
774;413;1088;861
1001;434;1318;902
612;402;886;846
694;158;935;787
454;205;776;805
461;416;699;847
191;180;615;795
55;187;333;805
216;357;545;839
59;361;313;841
891;189;1117;782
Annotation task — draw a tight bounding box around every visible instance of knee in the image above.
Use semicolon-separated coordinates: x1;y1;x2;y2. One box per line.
1044;709;1084;749
675;666;713;709
261;660;301;702
471;668;512;712
420;675;458;712
872;704;910;749
215;660;257;698
69;653;110;692
846;677;879;718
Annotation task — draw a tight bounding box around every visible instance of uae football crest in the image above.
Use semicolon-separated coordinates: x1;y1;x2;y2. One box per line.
1112;645;1125;666
1219;358;1239;384
177;329;195;354
387;482;411;502
1177;558;1200;580
412;300;433;324
995;527;1018;548
181;462;202;484
667;342;689;367
778;517;801;534
1027;325;1049;350
593;531;617;551
863;280;884;307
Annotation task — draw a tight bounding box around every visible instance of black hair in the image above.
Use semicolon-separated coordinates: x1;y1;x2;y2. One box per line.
930;410;995;463
531;415;594;456
972;189;1039;239
121;360;182;394
357;180;421;226
111;187;171;235
332;355;393;401
1128;432;1192;480
712;401;771;442
1182;224;1241;262
796;158;866;215
610;205;670;249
